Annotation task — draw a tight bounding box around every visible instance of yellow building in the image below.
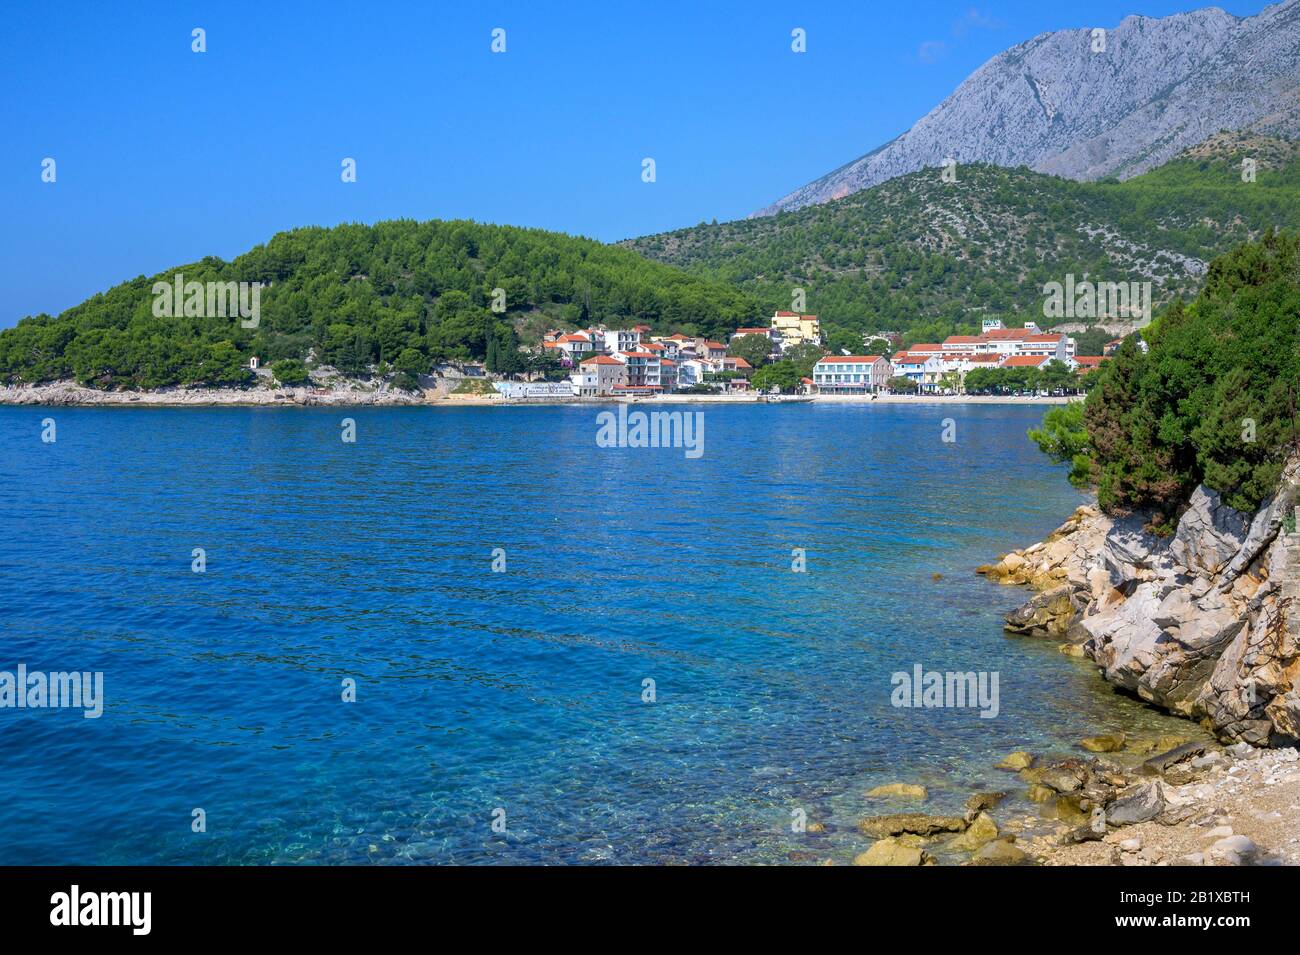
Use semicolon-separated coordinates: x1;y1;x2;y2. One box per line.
769;311;821;349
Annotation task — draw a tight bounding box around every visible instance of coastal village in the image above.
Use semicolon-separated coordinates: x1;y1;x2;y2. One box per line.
506;312;1116;400
1;309;1124;408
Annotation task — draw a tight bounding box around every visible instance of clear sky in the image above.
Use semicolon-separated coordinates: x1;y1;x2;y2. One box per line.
0;0;1271;327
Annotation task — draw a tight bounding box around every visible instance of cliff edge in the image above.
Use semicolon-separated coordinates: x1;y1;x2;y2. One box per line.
982;461;1300;746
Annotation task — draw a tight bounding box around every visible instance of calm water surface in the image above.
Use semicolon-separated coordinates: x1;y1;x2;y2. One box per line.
0;403;1194;864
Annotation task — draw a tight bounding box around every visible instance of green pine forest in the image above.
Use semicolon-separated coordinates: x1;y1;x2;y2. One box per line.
0;220;762;389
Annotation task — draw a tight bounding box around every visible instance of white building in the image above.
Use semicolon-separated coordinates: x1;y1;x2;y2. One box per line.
812;355;893;394
613;349;661;390
678;358;719;389
938;327;1073;363
891;354;939;391
570;355;627;396
603;329;641;354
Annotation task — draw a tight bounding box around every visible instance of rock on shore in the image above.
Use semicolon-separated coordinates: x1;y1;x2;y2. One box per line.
980;462;1300;746
1024;744;1300;866
843;743;1297;866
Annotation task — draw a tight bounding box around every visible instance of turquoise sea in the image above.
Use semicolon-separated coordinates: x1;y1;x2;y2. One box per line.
0;403;1194;864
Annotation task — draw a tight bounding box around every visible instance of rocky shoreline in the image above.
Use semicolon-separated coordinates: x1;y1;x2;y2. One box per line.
845;739;1298;866
886;461;1300;866
980;462;1300;745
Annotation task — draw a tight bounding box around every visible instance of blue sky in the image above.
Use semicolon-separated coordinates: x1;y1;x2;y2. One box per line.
0;0;1271;326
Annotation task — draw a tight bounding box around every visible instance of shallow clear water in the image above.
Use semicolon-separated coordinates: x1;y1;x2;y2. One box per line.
0;403;1196;864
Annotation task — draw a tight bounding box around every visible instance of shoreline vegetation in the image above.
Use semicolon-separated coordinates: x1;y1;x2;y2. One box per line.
0;380;1072;409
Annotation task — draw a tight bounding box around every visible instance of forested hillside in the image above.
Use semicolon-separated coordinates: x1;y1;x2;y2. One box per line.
0;220;762;389
625;133;1300;350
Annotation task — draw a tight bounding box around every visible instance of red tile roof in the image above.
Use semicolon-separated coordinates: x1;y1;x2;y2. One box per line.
980;329;1033;340
816;355;885;364
1000;355;1050;367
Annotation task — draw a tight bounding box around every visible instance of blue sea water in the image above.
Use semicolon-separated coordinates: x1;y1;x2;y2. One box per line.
0;403;1194;865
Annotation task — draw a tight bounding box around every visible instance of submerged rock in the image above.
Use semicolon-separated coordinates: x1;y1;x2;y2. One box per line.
1081;733;1126;753
858;813;967;838
964;791;1007;815
995;751;1036;771
866;783;928;800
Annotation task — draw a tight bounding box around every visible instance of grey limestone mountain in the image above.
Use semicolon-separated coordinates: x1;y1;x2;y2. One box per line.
755;1;1300;216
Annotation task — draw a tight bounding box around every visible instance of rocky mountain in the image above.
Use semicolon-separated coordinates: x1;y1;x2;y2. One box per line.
755;0;1300;217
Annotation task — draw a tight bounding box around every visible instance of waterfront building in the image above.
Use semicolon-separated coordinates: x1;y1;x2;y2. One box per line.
811;355;893;394
613;350;662;389
571;355;627;397
659;358;678;391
